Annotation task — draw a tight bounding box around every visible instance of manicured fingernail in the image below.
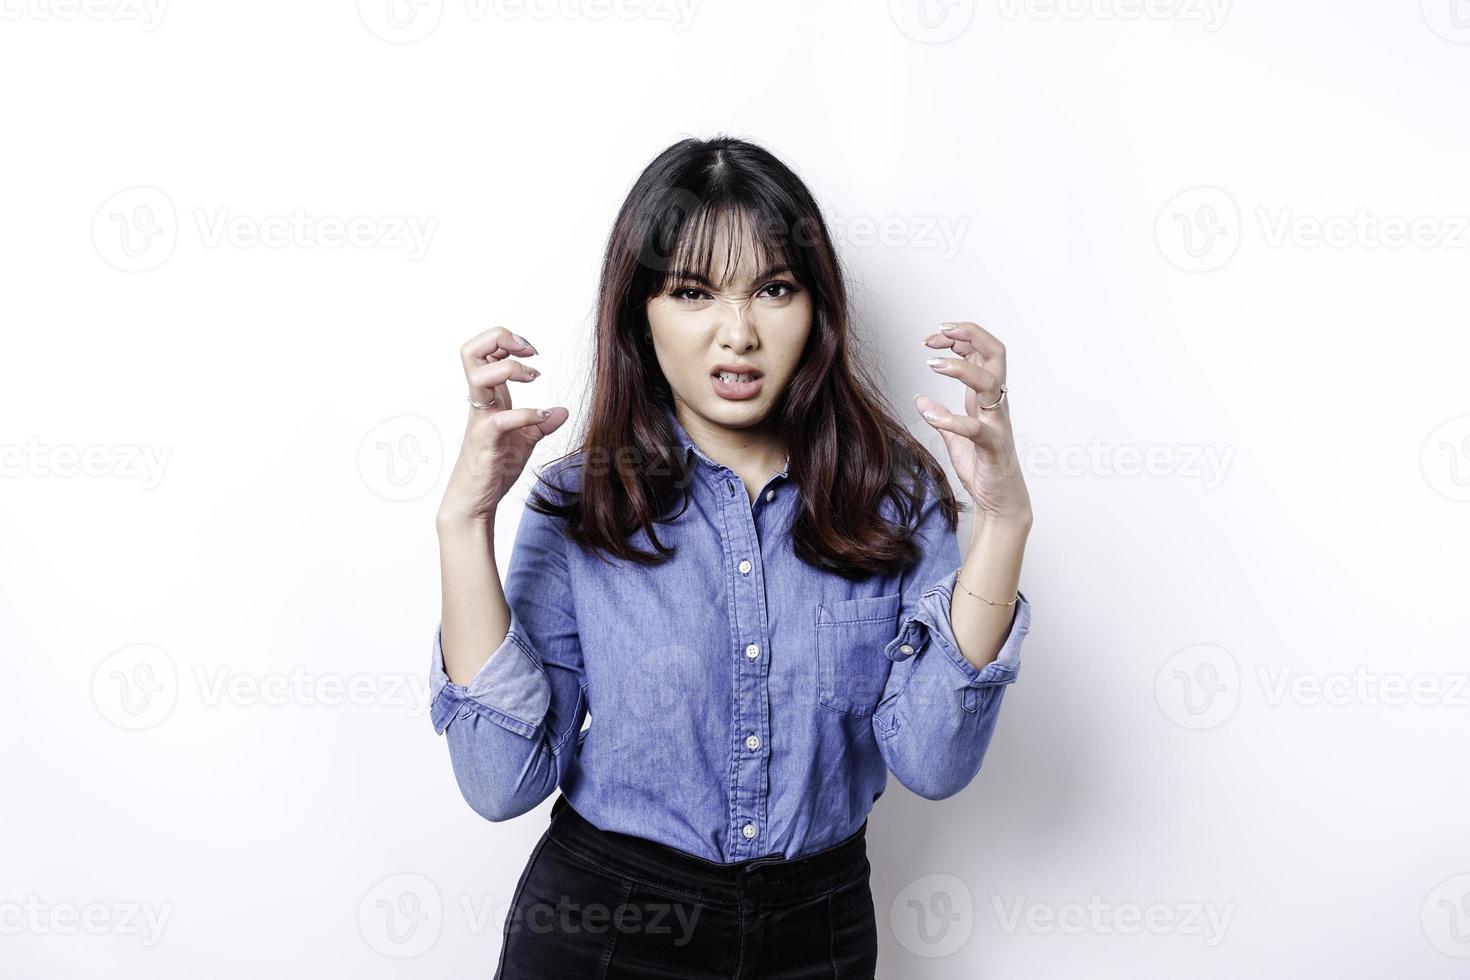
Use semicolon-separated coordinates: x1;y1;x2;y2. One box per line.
922;411;942;423
526;367;540;377
926;357;948;368
536;408;551;418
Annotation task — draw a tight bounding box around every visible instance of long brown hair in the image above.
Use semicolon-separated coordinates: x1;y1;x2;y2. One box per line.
529;135;960;580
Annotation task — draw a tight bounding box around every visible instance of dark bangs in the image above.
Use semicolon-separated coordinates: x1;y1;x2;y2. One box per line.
625;164;829;307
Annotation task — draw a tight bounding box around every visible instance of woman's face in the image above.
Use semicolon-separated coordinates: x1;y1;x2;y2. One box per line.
645;224;813;433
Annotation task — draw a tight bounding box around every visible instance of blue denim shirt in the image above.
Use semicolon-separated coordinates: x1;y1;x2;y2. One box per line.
428;404;1031;862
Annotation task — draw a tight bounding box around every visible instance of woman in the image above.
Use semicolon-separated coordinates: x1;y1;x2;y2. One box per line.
430;136;1033;978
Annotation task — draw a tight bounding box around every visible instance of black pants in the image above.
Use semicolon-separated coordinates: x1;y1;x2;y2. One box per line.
494;794;878;979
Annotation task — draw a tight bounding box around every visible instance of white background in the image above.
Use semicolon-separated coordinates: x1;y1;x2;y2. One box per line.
2;0;1468;976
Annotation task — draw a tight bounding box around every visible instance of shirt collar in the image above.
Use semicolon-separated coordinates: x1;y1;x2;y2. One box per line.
662;402;790;480
663;400;700;467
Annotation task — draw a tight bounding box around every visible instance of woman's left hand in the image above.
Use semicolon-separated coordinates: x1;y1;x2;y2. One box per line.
916;321;1033;529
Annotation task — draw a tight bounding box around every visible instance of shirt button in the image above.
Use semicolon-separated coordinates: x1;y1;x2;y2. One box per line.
742;823;757;839
899;643;914;654
765;489;775;501
745;734;761;751
745;643;759;660
738;559;752;575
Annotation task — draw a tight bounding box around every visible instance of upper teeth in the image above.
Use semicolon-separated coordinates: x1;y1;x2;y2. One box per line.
718;372;756;383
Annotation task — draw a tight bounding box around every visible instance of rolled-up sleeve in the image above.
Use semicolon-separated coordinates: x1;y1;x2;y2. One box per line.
873;475;1032;801
428;468;587;822
428;624;552;740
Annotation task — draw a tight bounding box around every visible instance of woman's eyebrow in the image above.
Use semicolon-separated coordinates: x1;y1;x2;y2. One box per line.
669;265;793;291
671;271;717;289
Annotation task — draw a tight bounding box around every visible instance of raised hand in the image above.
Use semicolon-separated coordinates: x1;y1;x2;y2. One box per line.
438;326;569;526
915;321;1032;529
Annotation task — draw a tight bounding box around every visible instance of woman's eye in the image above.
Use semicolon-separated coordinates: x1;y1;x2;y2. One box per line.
672;287;710;303
759;281;798;299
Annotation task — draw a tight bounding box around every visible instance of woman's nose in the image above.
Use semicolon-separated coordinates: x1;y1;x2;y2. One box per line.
713;292;756;330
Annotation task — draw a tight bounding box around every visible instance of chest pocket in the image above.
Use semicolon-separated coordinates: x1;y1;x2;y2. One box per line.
815;593;901;717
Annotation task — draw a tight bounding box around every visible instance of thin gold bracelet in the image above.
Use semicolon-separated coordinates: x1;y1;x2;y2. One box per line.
953;568;1018;607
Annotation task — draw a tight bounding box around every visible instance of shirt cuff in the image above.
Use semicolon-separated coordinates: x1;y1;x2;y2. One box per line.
428;620;552;739
883;568;1030;688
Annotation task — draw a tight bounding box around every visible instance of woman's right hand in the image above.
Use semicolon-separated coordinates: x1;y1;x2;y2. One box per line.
437;326;568;527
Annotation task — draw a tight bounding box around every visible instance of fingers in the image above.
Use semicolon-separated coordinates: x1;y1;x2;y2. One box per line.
926;355;1003;408
915;394;1006;453
489;405;569;438
460;326;541;410
460;326;538;377
928;321;1007;382
467;357;541;410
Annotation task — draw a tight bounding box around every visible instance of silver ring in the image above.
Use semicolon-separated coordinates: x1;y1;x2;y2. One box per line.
979;384;1007;412
468;395;496;411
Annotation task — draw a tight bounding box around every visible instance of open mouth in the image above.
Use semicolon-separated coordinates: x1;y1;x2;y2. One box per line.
710;367;764;400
